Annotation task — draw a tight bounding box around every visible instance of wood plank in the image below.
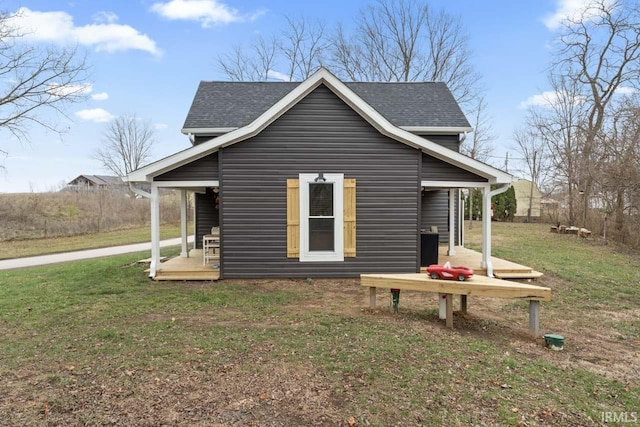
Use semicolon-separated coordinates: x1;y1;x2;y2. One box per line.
494;271;544;279
360;273;551;301
460;295;467;313
529;300;540;337
445;294;453;328
369;286;376;309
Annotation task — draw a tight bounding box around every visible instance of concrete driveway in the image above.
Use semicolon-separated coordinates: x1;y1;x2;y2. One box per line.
0;237;193;271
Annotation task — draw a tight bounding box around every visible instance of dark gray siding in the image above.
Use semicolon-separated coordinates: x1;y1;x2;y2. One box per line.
155;153;219;181
421;190;449;243
220;84;420;278
419;134;460;151
195;188;219;248
421;153;487;182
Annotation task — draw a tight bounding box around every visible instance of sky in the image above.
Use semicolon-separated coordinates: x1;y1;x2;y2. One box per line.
0;0;583;193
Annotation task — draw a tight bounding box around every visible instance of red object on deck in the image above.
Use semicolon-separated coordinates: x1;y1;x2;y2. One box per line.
426;264;474;281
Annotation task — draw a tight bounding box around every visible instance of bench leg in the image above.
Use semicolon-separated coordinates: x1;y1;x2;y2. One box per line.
460;295;467;314
529;300;540;337
445;294;453;328
369;286;376;309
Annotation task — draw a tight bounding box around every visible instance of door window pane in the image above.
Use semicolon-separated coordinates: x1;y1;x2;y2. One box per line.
309;218;335;251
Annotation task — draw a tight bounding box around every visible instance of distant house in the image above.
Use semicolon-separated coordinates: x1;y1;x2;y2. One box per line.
66;175;125;191
127;68;513;279
512;179;541;219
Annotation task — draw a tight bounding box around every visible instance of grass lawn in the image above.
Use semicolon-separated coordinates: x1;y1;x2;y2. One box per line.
0;222;638;425
0;225;183;260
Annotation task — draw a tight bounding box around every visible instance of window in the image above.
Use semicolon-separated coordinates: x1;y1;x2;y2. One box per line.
299;173;344;261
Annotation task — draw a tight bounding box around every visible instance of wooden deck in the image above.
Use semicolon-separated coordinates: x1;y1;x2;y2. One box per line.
361;273;551;335
153;249;220;281
421;246;543;279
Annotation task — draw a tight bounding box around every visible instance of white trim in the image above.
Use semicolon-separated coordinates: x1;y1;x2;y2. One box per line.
180;190;188;258
448;189;456;256
422;180;493;189
151;180;219;188
127;68;512;184
400;126;473;134
181;127;238;135
299;173;344;262
149;186;160;278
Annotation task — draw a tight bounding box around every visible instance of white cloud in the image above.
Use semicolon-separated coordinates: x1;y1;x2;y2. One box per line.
267;69;291;82
151;0;261;27
543;0;613;31
8;7;161;56
75;108;115;123
91;92;109;101
47;83;93;97
518;90;585;109
615;86;637;96
92;11;119;24
154;123;168;130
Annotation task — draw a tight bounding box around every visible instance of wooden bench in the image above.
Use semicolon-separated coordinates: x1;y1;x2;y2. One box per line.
360;273;551;336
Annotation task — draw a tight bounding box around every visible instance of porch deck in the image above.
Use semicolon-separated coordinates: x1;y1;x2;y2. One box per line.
150;246;539;282
422;246;543;279
153;249;220;281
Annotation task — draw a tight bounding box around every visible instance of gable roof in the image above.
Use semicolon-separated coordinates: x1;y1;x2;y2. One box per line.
182;81;471;134
128;68;510;184
68;175;123;186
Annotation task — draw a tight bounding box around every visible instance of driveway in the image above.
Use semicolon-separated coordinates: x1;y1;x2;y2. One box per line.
0;237;193;271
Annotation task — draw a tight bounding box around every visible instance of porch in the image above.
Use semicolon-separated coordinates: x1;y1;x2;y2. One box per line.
426;245;543;279
152;249;220;281
149;246;539;282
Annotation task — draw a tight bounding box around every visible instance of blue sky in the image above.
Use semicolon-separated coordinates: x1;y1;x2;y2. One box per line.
0;0;577;193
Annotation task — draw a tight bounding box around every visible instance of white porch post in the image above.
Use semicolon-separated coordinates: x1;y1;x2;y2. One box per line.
448;188;456;256
150;185;161;278
180;190;188;258
458;189;464;247
481;185;492;275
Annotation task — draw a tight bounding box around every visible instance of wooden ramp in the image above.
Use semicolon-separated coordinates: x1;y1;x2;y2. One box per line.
419;246;543;279
151;249;219;281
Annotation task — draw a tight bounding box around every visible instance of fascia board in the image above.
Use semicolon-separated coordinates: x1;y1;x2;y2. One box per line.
400;126;474;134
181;127;238;135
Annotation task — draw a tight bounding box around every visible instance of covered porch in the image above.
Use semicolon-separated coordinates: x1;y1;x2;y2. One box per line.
423;180;511;278
129;180;219;279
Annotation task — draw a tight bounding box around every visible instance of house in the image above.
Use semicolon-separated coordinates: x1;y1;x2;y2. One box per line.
66;174;124;191
127;68;512;279
512;178;541;220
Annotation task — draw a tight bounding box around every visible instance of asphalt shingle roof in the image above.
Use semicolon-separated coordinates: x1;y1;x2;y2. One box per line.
182;81;471;131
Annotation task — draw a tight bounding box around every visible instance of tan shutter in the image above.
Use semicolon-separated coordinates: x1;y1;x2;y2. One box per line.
343;178;356;257
286;178;300;258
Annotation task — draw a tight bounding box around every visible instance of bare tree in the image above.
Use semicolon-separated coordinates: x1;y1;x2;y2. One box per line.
513;127;551;223
329;0;481;107
551;0;640;227
217;16;327;81
94;115;156;177
281;16;327;80
461;96;494;162
216;1;483;108
598;96;640;239
0;11;89;156
527;74;586;225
